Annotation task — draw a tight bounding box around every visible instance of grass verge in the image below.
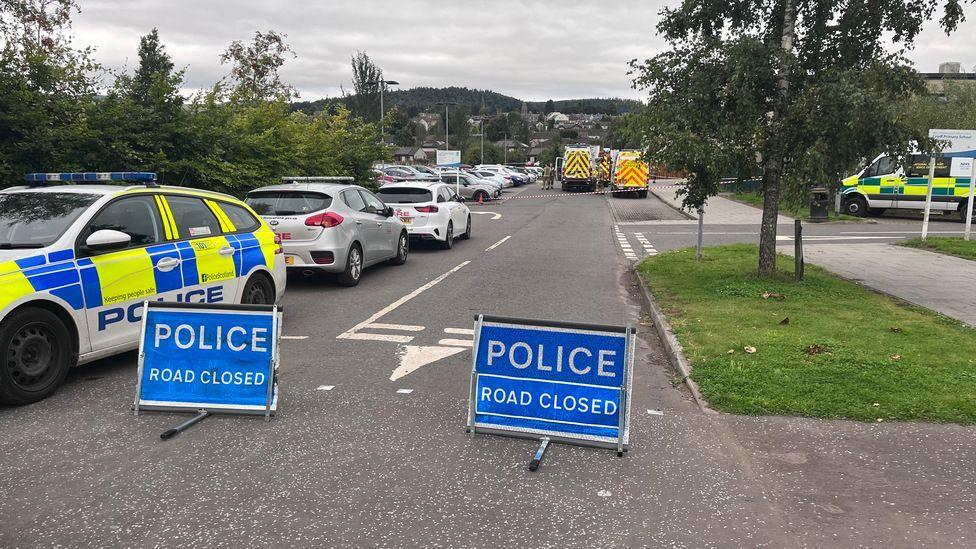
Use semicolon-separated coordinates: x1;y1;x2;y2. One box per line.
901;237;976;261
637;244;976;423
727;191;863;221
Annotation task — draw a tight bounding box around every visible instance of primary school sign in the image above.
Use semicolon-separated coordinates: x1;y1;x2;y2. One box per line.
467;315;634;454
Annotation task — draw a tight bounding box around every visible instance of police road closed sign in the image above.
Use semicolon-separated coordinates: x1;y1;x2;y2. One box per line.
135;302;280;417
467;315;634;452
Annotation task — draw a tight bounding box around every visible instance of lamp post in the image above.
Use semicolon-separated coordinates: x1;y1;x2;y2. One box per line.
480;119;484;164
370;79;399;144
436;101;457;150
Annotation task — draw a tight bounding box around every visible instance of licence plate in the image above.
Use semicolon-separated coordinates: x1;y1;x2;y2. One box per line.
285;256;295;265
399;217;413;225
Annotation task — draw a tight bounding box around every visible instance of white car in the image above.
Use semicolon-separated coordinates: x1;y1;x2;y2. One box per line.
468;169;513;189
0;172;287;405
376;183;472;249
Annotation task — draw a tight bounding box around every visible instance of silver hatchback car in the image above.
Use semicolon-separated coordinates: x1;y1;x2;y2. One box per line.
246;177;408;286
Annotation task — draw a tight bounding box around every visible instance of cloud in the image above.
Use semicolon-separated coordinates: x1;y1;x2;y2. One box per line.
70;0;975;102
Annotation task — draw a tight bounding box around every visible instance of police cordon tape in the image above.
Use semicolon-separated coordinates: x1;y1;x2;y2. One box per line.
490;185;684;203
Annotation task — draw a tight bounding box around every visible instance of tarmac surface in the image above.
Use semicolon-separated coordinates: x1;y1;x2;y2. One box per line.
1;183;973;548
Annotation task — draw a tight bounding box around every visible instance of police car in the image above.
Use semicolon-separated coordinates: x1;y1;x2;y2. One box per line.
0;173;286;405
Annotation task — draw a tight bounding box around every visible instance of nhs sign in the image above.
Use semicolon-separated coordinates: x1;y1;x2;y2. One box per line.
467;315;634;454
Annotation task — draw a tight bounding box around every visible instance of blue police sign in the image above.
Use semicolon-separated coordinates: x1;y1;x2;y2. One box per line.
467;315;633;453
134;302;280;418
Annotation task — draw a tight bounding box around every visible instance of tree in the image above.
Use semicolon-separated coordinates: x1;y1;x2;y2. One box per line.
544;99;554;114
219;30;296;103
349;51;382;123
631;0;967;275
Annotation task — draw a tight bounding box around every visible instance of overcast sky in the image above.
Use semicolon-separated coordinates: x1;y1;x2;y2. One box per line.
71;0;976;102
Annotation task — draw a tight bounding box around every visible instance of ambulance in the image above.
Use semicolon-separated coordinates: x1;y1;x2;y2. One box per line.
0;173;286;405
841;130;975;219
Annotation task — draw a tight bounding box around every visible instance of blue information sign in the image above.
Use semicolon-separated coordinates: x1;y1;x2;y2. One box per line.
135;302;280;417
467;315;633;451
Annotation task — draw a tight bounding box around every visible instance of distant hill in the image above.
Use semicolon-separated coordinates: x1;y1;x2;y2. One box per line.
292;86;641;117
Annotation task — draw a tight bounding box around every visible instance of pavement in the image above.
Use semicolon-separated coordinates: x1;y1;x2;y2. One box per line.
626;183;976;326
1;183;974;547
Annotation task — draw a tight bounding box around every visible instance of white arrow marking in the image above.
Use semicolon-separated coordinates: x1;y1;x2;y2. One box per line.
390;345;467;381
472;211;502;220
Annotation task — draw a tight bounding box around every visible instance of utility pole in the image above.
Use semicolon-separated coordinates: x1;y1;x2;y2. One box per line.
436;101;457;151
370;79;399;144
504;131;508;164
480;119;484;164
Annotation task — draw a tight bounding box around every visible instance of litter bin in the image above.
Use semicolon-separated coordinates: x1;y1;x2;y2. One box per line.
809;186;830;222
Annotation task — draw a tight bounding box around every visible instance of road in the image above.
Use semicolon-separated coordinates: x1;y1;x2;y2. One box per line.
2;184;974;548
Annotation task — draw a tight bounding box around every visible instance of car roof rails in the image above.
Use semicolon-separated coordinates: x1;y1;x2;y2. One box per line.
24;172;158;187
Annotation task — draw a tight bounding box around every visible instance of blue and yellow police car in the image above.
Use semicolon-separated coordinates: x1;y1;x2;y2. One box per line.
0;172;286;405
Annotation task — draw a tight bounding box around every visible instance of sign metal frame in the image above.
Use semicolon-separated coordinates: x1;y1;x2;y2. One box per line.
134;301;282;420
466;314;634;454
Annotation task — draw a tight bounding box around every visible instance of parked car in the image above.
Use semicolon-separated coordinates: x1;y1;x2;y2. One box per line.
475;165;528;186
507;166;537;182
246;178;408;286
376;182;472;249
439;173;500;201
0;171;287;405
467;169;512;189
385;165;439;182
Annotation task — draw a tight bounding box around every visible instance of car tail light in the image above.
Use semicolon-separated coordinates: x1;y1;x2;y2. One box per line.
305;212;344;227
273;233;283;254
414;205;439;213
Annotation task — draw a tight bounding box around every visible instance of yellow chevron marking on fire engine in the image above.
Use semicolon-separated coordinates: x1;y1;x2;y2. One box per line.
191;236;237;284
89;248;157;305
0;260;36;310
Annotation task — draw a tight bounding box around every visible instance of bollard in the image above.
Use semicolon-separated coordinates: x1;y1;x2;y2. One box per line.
794;219;804;281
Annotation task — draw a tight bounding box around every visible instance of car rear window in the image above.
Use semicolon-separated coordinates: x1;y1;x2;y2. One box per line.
376;187;434;204
246;191;332;216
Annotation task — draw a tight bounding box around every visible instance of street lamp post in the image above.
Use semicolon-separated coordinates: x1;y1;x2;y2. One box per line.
436;101;457;151
480;119;484;164
370;79;399;144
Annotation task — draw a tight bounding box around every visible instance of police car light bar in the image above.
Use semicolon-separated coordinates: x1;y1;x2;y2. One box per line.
24;172;158;186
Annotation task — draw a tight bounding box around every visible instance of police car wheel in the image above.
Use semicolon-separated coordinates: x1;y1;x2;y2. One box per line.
440;222;454;250
0;308;72;405
337;244;363;286
459;216;472;240
390;232;409;265
242;274;274;305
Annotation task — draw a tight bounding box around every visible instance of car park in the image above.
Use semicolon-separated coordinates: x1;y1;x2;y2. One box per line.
246;177;408;286
376;182;471;249
383;165;439;182
0;172;286;405
438;173;500;201
476;165;528;186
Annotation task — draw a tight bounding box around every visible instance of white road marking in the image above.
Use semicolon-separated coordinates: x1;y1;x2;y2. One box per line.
337;261;471;342
281;336;308;340
597;490;612;498
338;332;414;343
316;385;335;391
390;345;467;381
444;327;474;335
438;338;474;347
777;235;901;241
396;389;414;394
647;409;664;416
485;235;512;251
471;211;502;220
365;323;425;332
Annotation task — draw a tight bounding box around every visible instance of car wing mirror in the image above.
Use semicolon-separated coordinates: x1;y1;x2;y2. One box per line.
85;229;131;252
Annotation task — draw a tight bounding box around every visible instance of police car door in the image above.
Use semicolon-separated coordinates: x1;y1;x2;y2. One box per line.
77;195;167;351
161;195;240;306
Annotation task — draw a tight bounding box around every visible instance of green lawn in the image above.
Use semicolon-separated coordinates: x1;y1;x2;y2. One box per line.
637;244;976;423
902;237;976;261
728;191;862;221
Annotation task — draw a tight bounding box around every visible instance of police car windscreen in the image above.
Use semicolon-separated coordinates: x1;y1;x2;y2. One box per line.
376;187;434;204
246;191;332;216
0;192;99;248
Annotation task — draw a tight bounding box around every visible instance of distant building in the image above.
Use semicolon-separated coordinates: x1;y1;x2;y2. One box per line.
921;63;976;96
392;146;427;164
546;112;569;124
528;147;544;163
494;139;528;150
